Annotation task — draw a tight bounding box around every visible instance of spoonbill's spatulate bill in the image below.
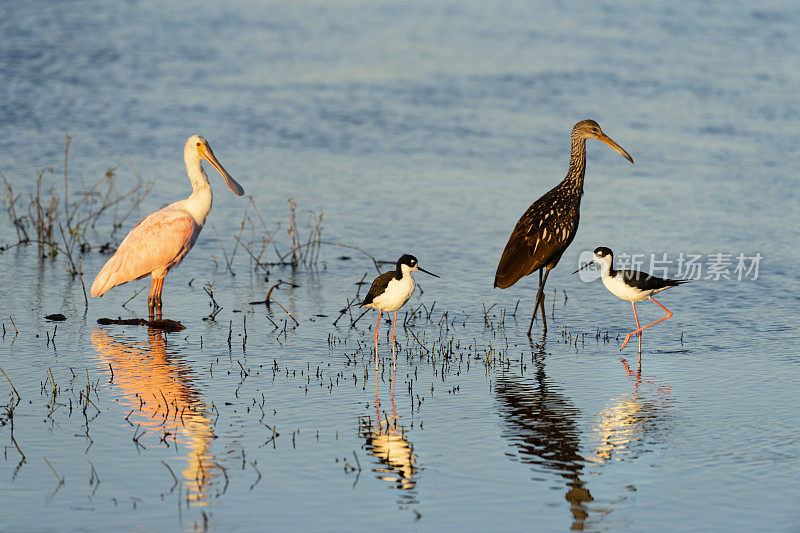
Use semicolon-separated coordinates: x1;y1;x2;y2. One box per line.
91;135;245;317
494;120;633;335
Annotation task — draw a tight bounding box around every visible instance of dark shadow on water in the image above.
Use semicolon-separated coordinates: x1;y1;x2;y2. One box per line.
494;333;596;530
90;328;217;507
358;362;419;509
495;335;675;530
96;317;185;332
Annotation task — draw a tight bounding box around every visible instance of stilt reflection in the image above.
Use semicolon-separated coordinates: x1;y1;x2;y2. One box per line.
589;358;673;464
91;328;217;505
358;363;419;507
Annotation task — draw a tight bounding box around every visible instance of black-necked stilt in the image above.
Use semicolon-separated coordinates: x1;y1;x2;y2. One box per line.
574;247;688;356
354;254;439;367
494;120;633;335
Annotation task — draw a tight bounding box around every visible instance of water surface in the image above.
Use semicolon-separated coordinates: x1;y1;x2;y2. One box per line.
1;1;799;531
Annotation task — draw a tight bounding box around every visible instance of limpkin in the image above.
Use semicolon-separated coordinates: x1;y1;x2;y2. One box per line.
355;254;439;367
494;120;633;335
574;247;688;357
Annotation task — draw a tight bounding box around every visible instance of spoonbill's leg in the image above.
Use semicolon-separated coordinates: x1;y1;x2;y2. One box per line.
155;278;164;308
153;277;165;319
148;277;159;318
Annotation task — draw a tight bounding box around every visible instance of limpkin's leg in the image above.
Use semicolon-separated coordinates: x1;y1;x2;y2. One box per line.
374;309;382;372
528;267;551;336
528;270;543;335
390;310;398;369
621;297;673;351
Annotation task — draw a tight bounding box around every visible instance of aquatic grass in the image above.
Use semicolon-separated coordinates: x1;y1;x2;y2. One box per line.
0;137;153;256
0;137;154;312
229;197;325;274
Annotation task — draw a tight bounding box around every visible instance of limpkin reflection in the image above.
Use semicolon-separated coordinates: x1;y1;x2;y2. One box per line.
358;366;419;507
91;328;216;505
494;343;594;530
588;358;673;464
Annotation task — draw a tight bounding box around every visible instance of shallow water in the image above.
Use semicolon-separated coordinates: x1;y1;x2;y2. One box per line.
1;1;799;531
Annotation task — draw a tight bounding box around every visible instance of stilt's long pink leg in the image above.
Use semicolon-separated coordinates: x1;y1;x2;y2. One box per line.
621;297;673;351
632;301;642;356
635;301;642;355
374;370;381;427
388;362;398;432
374;310;382;372
391;310;397;369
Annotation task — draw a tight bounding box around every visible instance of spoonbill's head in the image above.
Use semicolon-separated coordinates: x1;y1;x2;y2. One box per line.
187;135;245;196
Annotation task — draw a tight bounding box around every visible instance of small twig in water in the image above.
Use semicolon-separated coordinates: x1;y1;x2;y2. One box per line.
44;457;64;485
161;460;178;489
0;366;20;399
122;286;146;308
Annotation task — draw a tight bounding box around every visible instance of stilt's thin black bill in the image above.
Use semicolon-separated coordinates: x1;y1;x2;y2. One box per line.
418;267;440;278
572;262;594;275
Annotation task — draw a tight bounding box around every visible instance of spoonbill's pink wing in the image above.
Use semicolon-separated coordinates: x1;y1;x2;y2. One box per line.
91;209;200;297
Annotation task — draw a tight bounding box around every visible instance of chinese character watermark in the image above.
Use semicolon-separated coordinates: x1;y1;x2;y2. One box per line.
575;251;762;282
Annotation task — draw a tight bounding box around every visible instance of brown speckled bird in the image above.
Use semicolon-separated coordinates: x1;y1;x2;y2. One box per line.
494;120;633;335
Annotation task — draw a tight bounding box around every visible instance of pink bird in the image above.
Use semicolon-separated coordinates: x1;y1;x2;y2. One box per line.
91;135;245;317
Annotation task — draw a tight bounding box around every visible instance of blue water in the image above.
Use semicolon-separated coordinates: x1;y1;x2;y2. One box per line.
1;1;799;531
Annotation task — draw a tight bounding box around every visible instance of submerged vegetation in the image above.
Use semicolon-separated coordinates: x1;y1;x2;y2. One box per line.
220;196;325;276
0;137;154;310
0;292;628;529
1;136;153;258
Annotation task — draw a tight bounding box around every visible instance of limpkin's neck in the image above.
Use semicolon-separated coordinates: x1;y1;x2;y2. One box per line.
565;136;587;193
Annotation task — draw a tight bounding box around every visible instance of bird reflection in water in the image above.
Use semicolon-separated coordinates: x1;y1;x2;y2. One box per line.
494;338;595;530
358;363;419;507
91;328;217;505
588;358;673;465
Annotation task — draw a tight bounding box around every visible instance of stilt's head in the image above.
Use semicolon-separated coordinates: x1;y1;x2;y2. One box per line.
592;246;614;272
185;135;245;196
572;120;634;164
573;246;614;276
395;254;440;278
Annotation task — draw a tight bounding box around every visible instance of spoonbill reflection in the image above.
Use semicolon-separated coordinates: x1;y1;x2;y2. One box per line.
91;328;217;504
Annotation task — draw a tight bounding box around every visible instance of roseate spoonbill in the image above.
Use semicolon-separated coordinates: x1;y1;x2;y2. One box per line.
574;247;688;357
91;135;244;316
494;120;633;335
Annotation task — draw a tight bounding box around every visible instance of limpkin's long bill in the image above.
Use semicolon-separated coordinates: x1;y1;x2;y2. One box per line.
597;134;634;164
